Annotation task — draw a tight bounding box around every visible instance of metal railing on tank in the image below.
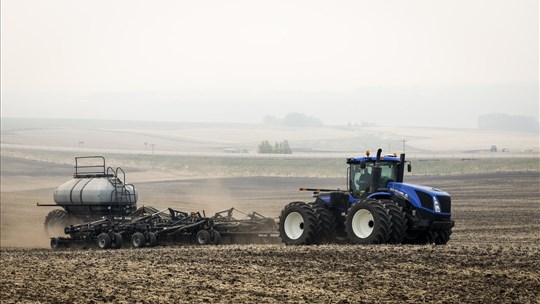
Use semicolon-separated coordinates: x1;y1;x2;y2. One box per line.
74;156;109;178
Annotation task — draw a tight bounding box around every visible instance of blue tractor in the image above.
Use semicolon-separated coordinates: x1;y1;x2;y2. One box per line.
278;149;454;245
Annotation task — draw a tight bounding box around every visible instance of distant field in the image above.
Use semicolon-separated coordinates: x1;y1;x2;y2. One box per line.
2;118;539;154
1;148;538;179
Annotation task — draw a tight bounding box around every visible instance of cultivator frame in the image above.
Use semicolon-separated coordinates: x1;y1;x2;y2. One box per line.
51;206;279;250
212;208;280;242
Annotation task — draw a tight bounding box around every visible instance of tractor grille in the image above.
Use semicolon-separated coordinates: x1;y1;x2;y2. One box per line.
415;190;433;210
437;196;451;213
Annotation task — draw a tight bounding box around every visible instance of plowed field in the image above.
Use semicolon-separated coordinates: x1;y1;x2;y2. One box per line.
1;172;539;303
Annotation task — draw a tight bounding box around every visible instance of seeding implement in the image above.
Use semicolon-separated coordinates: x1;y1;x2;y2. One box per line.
43;157;278;250
44;152;454;249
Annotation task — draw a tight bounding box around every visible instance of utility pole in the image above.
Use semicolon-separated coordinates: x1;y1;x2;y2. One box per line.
150;144;156;169
402;139;406;153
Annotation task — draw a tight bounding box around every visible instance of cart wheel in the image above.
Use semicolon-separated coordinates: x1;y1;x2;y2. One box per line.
145;232;157;247
131;232;146;248
97;233;112;249
50;237;61;250
195;230;211;245
210;230;221;245
111;233;123;249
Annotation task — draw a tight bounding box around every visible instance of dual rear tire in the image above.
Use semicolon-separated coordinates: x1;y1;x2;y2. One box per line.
279;202;319;245
279;200;393;245
279;199;438;245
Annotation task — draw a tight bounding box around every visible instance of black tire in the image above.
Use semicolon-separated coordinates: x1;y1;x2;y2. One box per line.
97;233;112;249
50;237;61;250
433;229;452;245
210;230;221;245
381;200;407;244
278;201;319;245
131;232;146;248
403;230;435;245
111;233;123;249
195;230;211;245
345;199;390;244
310;202;337;244
145;232;157;247
44;209;69;236
330;209;348;244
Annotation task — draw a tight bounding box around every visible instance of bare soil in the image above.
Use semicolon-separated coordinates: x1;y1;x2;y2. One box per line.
1;156;539;303
1;244;539;303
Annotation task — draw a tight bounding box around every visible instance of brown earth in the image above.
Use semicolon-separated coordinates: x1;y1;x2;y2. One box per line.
1;156;539;303
1;244;539;303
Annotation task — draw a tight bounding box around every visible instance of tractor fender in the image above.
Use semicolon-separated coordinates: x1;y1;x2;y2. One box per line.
366;192;393;201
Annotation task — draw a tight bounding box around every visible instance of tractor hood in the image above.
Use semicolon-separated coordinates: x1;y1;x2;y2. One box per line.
388;182;450;197
387;182;451;214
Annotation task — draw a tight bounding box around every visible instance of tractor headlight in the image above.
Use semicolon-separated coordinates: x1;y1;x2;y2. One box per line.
433;196;441;213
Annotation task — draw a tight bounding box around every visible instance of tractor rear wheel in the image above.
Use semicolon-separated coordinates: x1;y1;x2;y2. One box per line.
44;209;70;236
279;201;319;245
131;232;146;248
310;202;337;244
345;199;390;244
433;229;452;245
381;200;407;244
97;233;112;249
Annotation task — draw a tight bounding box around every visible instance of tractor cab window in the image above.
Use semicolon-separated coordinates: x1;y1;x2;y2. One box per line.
351;165;371;194
350;161;398;197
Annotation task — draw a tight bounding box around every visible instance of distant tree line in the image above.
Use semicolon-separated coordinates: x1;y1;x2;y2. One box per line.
262;112;323;127
347;121;377;128
258;140;293;154
478;113;539;133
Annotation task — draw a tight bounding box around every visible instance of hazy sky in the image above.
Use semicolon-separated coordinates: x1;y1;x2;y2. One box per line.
1;0;538;127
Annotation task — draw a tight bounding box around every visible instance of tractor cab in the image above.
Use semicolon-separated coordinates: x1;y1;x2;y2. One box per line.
347;151;410;199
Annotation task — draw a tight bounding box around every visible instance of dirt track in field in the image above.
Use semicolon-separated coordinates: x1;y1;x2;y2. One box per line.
1;167;540;303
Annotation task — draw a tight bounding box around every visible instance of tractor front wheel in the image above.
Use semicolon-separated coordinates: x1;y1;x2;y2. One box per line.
381;200;407;244
433;229;452;245
403;230;435;245
345;199;390;244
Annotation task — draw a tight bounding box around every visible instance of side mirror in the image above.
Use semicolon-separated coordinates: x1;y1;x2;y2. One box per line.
407;163;412;172
360;161;366;169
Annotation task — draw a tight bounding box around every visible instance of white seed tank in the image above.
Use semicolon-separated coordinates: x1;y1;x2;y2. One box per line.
54;177;138;205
